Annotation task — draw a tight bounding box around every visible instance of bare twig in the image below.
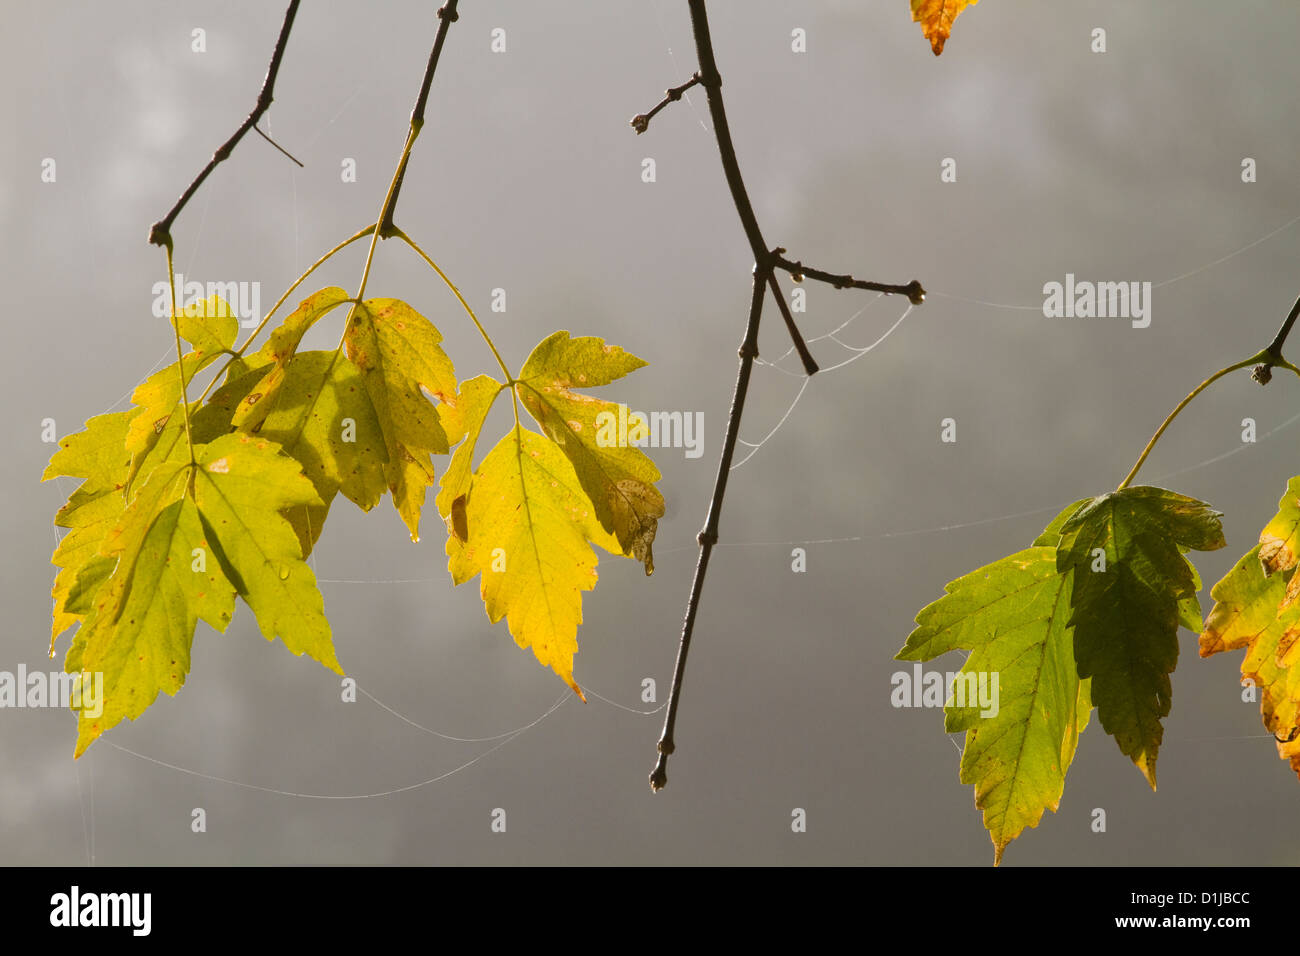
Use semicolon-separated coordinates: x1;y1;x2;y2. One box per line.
253;125;304;167
379;0;461;236
1257;292;1300;382
149;0;302;247
647;0;926;790
651;269;766;791
772;252;926;305
631;73;702;134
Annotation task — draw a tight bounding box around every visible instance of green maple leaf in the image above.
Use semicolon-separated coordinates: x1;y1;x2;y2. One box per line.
45;383;249;655
43;410;135;650
897;500;1092;865
51;430;339;756
1056;486;1224;787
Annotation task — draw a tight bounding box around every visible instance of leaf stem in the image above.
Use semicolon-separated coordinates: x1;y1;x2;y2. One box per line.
237;225;374;358
351;138;416;312
1117;353;1265;491
396;230;514;383
164;243;197;466
194;224;376;405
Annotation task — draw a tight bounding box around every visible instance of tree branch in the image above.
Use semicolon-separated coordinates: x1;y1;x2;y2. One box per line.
681;1;818;376
1267;293;1300;357
379;0;461;236
630;73;702;134
651;269;766;791
648;0;926;791
772;252;926;305
148;0;301;247
352;0;463;304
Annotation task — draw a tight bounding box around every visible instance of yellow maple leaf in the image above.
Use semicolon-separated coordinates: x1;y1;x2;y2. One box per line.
438;332;663;696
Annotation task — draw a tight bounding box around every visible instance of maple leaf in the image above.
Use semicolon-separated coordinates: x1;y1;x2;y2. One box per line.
60;433;339;756
44;368;257;655
1055;486;1225;788
42;410;136;651
898;500;1092;865
123;295;240;456
345;297;458;538
234;289;456;542
1201;477;1300;778
911;0;979;56
438;333;662;696
229;286;353;433
517;331;664;573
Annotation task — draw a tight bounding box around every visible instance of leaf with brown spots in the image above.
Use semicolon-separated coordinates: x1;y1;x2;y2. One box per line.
232;290;458;542
343;298;458;540
1202;477;1300;779
438;333;661;695
517;331;664;574
229;286;352;433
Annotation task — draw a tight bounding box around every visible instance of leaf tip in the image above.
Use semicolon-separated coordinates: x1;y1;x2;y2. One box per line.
1140;760;1158;791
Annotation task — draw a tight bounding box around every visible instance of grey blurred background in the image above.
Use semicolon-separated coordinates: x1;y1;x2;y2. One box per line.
3;0;1300;865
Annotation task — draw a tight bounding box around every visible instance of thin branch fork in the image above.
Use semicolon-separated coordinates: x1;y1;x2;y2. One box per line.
149;0;302;247
646;0;926;791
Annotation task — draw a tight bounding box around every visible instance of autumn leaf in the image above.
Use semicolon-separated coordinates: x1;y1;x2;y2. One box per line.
61;433;338;756
435;375;502;526
124;295;240;456
1056;486;1225;788
190;435;338;672
439;335;661;696
229;286;353;434
344;298;457;540
1201;477;1300;778
235;290;457;542
911;0;979;55
42;410;136;651
897;500;1091;865
517;331;664;573
241;351;388;555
